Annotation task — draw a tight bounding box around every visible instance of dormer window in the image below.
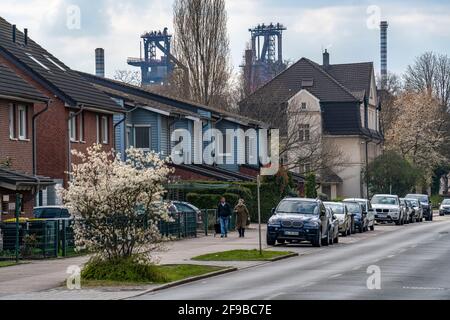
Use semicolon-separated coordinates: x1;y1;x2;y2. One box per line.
301;102;307;110
301;79;314;87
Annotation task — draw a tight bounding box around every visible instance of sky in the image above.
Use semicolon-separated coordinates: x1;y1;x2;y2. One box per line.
1;0;449;79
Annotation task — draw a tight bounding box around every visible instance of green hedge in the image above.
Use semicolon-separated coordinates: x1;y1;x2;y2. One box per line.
186;193;240;211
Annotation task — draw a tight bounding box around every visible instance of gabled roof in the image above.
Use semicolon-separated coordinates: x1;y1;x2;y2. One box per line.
78;71;268;128
0;62;48;102
0;17;123;112
324;62;374;101
241;58;361;107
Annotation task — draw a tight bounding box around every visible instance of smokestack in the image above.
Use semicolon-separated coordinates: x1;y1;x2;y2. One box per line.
380;21;389;88
95;48;105;78
24;28;28;46
323;49;330;68
12;25;16;43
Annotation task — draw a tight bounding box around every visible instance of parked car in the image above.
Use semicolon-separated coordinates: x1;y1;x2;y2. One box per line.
400;198;413;224
33;206;72;220
266;198;333;247
405;198;424;222
169;201;202;224
343;201;367;232
343;198;375;231
328;207;340;244
324;202;352;236
371;194;404;225
439;199;450;216
405;194;433;221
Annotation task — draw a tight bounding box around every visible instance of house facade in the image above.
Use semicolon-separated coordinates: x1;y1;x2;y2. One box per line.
0;17;124;207
78;72;269;183
0;62;54;218
241;51;383;199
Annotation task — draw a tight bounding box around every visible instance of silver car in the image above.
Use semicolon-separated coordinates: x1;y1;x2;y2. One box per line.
343;198;375;231
324;202;352;236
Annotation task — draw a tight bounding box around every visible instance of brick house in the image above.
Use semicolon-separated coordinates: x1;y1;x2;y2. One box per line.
0;62;54;219
0;17;124;205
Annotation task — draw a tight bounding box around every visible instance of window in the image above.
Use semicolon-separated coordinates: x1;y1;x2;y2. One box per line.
134;126;151;150
9;104;16;139
299;124;310;142
26;53;50;70
69;112;76;142
301;102;307;110
18;105;27;140
303;163;311;174
44;55;66;71
126;125;133;148
101;116;108;144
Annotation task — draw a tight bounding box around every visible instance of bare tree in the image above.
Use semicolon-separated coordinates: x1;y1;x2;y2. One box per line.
113;70;141;86
404;52;450;108
377;72;403;134
172;0;232;108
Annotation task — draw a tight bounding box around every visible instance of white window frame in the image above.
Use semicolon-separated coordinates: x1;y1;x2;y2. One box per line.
126;124;133;148
9;104;15;139
133;125;151;151
69;112;77;142
299;124;310;142
79;113;84;142
101;116;108;144
18;105;27;140
26;53;50;70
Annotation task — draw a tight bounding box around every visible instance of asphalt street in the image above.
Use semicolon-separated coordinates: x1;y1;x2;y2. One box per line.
132;216;450;300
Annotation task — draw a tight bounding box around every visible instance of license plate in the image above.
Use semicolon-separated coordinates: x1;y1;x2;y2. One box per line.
285;231;299;236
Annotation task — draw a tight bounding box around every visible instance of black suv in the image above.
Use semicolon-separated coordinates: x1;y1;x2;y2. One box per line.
405;194;433;221
267;198;333;247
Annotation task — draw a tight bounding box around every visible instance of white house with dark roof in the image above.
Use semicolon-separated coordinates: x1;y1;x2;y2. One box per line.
241;50;383;199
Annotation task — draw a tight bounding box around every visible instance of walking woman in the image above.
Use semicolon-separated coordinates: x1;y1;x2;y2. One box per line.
234;199;250;238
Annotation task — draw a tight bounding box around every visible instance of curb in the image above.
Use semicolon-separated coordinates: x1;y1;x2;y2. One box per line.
119;266;238;300
266;252;299;262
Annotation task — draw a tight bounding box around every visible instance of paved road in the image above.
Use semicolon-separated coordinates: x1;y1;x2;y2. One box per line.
132;216;450;300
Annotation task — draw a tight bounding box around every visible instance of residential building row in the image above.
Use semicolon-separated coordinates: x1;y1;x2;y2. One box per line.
0;17;268;218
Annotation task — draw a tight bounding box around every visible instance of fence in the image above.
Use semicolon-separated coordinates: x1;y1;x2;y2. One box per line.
0;211;200;261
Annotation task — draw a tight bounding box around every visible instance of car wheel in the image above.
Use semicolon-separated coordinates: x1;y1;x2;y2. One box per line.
277;239;286;245
334;233;339;244
266;235;276;246
322;229;330;246
359;225;363;233
370;224;375;231
312;230;322;247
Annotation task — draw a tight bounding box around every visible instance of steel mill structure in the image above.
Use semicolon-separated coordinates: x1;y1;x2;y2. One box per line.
380;21;389;88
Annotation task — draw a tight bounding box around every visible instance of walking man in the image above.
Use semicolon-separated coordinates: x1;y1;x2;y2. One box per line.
217;197;232;238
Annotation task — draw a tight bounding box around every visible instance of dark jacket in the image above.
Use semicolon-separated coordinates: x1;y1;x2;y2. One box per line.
217;202;233;218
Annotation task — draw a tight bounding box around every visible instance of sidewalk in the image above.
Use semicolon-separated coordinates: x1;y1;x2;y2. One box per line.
0;223;398;300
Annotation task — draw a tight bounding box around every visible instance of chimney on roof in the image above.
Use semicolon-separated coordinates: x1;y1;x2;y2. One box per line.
12;25;16;43
323;49;330;68
24;28;28;46
95;48;105;78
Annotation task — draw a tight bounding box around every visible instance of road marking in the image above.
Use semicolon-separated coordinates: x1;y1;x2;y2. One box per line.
387;255;396;259
328;274;342;279
403;286;445;291
352;266;362;271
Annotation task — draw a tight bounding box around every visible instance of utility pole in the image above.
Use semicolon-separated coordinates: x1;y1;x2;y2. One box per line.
257;175;262;255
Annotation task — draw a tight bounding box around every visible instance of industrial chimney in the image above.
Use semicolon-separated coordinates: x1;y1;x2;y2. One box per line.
323;49;330;69
380;21;388;88
95;48;105;78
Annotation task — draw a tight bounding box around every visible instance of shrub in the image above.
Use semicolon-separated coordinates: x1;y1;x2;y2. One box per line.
186;193;240;210
305;174;318;198
81;255;168;283
431;194;444;209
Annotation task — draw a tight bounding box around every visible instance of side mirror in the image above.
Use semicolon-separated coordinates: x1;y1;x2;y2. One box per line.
333;214;337;220
271;208;276;215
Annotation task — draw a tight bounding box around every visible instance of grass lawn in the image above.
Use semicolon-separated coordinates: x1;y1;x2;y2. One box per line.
81;264;226;287
0;261;19;268
192;249;295;261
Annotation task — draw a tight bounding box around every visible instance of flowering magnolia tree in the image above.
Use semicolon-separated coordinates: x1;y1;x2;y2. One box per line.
61;144;172;261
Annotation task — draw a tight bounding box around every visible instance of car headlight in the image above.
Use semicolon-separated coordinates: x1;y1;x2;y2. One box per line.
304;221;319;228
268;217;281;225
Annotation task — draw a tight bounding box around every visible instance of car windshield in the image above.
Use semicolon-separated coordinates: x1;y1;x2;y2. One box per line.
442;199;450;205
276;200;319;215
406;195;428;203
344;203;361;214
371;196;398;205
324;203;344;214
33;208;61;219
